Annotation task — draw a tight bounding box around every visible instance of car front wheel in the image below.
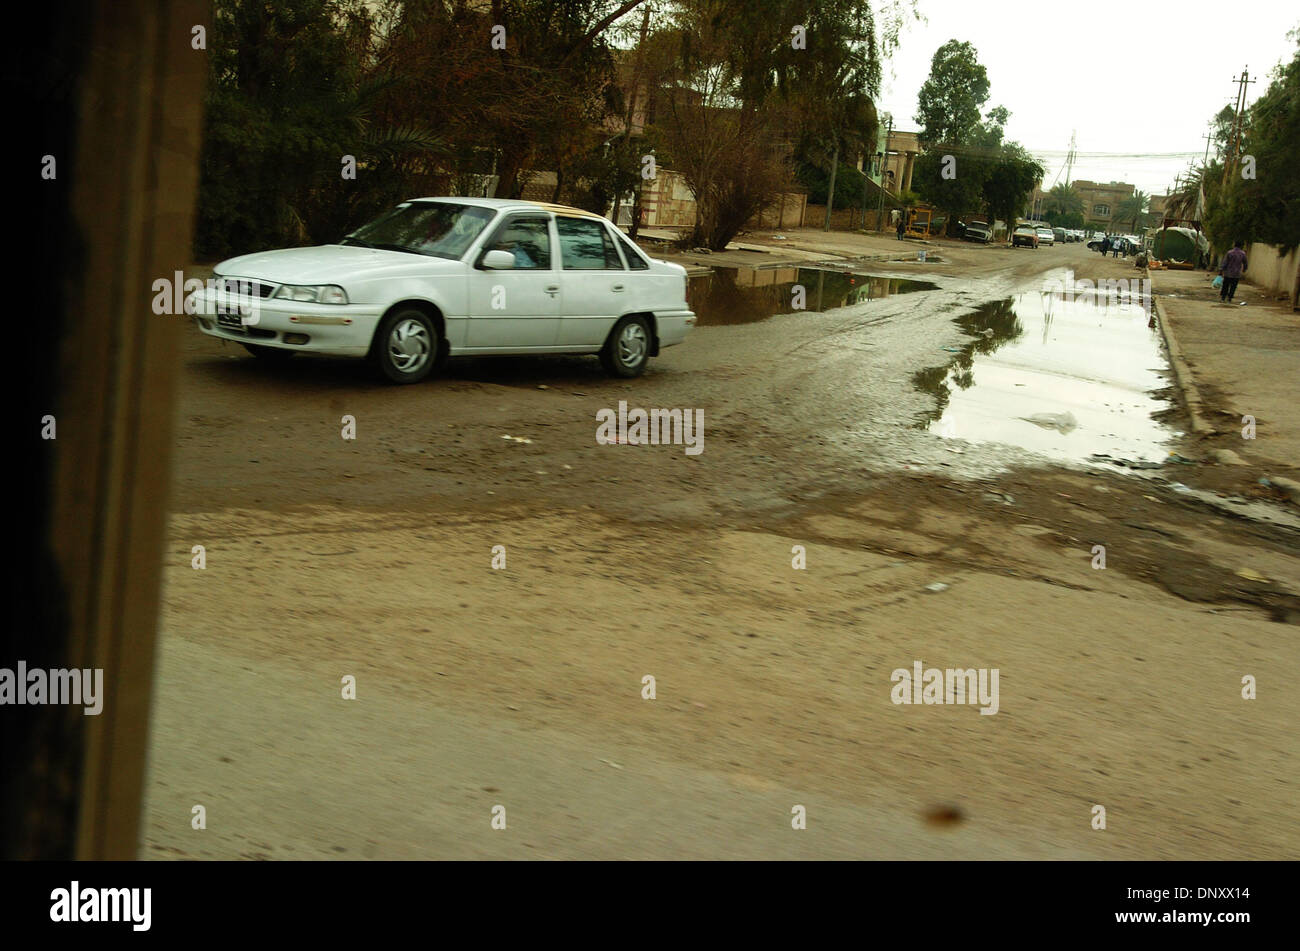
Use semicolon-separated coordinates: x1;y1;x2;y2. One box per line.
371;308;439;384
601;315;652;378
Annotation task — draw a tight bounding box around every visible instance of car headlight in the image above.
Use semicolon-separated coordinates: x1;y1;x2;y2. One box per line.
273;284;349;304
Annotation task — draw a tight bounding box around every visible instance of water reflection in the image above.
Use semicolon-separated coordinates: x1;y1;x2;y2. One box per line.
688;267;937;326
914;292;1173;464
912;299;1024;426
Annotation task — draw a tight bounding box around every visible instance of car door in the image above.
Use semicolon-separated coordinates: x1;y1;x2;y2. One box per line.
554;216;630;348
465;213;561;349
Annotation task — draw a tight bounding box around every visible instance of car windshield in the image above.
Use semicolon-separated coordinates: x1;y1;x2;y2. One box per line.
341;201;497;260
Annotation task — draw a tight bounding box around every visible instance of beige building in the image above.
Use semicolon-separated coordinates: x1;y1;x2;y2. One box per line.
875;130;920;195
1073;180;1135;230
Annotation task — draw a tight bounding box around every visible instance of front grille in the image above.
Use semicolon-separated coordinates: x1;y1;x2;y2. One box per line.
218;278;275;298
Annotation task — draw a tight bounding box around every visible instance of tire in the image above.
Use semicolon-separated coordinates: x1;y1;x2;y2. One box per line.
371;307;439;384
243;343;295;363
600;314;652;378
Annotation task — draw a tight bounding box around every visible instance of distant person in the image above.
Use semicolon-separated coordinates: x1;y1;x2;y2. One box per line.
1219;241;1248;303
1111;236;1121;258
897;216;906;241
1100;236;1111;256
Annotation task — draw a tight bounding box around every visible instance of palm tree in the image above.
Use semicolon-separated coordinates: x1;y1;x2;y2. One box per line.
1114;190;1149;232
1166;167;1205;221
1043;183;1084;218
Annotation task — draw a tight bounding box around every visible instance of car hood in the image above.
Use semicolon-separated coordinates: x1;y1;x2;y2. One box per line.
216;245;464;284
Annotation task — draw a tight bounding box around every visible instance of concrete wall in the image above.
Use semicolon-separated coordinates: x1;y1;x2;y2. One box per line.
640;169;807;234
751;192;807;230
1245;242;1300;309
640;169;697;229
804;204;863;231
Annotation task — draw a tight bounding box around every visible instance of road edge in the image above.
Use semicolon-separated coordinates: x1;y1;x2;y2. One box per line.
1150;275;1214;436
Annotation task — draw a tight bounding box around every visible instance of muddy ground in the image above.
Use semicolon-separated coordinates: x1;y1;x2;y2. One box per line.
141;239;1300;860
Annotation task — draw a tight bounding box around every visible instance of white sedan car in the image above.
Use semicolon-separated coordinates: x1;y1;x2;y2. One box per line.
195;197;696;383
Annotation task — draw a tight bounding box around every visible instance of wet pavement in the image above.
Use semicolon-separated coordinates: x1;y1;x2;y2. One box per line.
916;278;1177;466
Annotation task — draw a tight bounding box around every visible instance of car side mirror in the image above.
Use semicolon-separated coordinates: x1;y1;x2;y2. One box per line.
482;249;515;269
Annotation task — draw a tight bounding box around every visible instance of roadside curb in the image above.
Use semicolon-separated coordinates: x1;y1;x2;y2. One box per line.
1151;287;1214;436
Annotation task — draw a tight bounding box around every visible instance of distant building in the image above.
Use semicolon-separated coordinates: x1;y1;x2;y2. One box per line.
1072;180;1135;230
857;128;920;196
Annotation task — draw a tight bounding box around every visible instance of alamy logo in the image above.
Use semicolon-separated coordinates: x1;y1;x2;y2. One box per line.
890;661;999;715
50;882;151;931
1040;270;1151;316
595;400;703;456
0;662;103;715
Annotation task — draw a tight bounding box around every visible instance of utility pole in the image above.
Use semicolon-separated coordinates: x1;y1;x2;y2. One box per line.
1064;130;1076;187
876;113;892;233
823;140;839;232
1222;68;1255;185
1202;128;1213;167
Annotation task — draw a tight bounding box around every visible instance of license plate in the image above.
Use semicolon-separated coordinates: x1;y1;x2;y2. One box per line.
216;304;248;330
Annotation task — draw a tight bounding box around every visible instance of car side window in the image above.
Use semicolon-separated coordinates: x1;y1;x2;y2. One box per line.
615;231;650;270
557;217;624;270
484;216;551;269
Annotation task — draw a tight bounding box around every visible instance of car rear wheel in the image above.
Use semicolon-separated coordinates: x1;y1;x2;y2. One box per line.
371;308;439;384
243;343;295;363
600;315;652;378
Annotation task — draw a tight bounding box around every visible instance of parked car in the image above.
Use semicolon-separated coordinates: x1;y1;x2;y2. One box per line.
961;220;992;243
1052;227;1066;244
1012;224;1039;248
195;197;696;383
1036;227;1055;247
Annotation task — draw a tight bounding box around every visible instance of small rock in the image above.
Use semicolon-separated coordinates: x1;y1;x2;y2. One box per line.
1207;448;1246;465
1268;476;1300;504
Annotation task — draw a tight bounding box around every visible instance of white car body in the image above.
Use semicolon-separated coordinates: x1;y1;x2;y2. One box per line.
1036;227;1055;246
195;197;695;380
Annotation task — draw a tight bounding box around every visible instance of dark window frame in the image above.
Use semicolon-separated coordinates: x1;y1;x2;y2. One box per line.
474;213;555;271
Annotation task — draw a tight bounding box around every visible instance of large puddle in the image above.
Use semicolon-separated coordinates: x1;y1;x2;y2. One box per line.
915;287;1177;465
689;267;936;326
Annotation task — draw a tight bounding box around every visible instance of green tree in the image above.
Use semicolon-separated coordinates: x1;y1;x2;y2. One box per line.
983;143;1044;234
915;40;990;146
196;0;441;258
1043;183;1084;219
1205;33;1300;252
653;0;906;248
1114;190;1149;232
912;43;1016;233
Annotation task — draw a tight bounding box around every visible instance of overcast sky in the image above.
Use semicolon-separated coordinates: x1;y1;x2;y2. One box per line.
874;0;1299;195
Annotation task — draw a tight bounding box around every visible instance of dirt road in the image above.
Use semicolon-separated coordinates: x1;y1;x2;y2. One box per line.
142;239;1300;860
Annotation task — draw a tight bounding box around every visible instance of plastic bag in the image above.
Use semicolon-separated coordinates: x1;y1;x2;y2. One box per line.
1212;275;1223;288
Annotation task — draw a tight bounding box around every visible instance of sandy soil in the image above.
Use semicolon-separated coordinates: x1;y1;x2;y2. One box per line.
141;240;1300;859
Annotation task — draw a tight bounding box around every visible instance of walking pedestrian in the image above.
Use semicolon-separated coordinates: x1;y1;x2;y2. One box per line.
1100;235;1111;257
896;215;906;241
1219;240;1248;303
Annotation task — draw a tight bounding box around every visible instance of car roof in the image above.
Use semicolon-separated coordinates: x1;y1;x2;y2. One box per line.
407;196;606;220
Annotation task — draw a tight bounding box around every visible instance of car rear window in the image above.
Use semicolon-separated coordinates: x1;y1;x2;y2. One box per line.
615;231;650;269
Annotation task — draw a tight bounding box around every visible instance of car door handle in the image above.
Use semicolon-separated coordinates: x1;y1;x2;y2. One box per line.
612;283;625;292
545;285;560;296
